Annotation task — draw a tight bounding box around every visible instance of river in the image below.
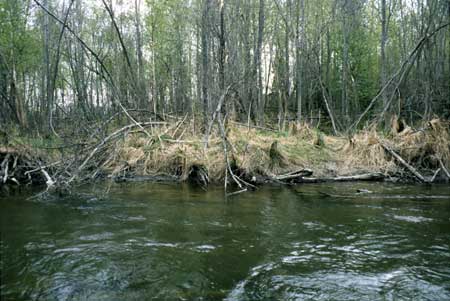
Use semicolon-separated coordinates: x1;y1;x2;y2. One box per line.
1;182;450;300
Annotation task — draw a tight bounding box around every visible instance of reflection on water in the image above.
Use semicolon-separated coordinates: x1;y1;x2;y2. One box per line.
1;182;450;300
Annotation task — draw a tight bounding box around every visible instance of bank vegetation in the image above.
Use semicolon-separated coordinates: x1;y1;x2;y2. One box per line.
1;0;449;194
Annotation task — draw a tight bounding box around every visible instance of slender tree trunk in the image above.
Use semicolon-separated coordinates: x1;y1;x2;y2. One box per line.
341;0;349;126
42;0;51;131
135;0;146;109
201;0;211;132
380;0;389;126
295;0;305;122
151;19;157;113
283;0;291;130
218;0;226;118
254;0;265;125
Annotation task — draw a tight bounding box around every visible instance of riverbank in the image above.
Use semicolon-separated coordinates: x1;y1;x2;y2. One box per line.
1;117;449;193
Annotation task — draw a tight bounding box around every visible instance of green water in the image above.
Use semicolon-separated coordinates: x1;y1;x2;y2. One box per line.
1;182;450;300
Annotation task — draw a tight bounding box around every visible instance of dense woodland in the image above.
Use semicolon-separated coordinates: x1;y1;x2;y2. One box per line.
0;0;449;135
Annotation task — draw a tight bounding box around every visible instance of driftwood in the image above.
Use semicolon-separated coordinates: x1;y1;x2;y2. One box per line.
241;165;313;186
273;169;313;181
41;169;55;187
380;141;427;183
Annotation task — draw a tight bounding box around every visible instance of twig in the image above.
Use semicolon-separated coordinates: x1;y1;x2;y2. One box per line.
226;188;248;197
172;113;189;138
230;121;278;132
24;161;62;175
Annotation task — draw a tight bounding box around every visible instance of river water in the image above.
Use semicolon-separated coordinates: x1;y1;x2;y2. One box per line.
1;182;450;300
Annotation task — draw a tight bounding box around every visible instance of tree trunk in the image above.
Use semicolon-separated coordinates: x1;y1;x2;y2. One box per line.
218;0;226;118
254;0;265;125
295;0;305;122
380;0;389;126
201;0;211;132
134;0;146;109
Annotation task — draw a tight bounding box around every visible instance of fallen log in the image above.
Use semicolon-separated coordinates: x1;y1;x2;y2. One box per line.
298;172;385;183
249;171;383;185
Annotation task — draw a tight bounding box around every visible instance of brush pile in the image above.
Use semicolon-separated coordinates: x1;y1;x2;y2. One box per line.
0;146;48;187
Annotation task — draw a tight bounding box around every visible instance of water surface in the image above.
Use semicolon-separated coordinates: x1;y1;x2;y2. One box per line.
1;182;450;300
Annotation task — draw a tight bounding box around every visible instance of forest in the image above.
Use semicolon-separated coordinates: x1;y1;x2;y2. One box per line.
0;0;450;191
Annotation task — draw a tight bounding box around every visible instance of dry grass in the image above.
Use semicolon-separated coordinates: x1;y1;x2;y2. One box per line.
340;130;397;175
393;118;450;168
339;117;450;175
100;117;450;182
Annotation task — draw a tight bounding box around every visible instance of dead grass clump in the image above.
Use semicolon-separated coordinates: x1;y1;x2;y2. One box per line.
313;131;325;147
234;144;271;177
341;130;397;173
289;122;316;142
269;140;287;171
394;118;450;168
